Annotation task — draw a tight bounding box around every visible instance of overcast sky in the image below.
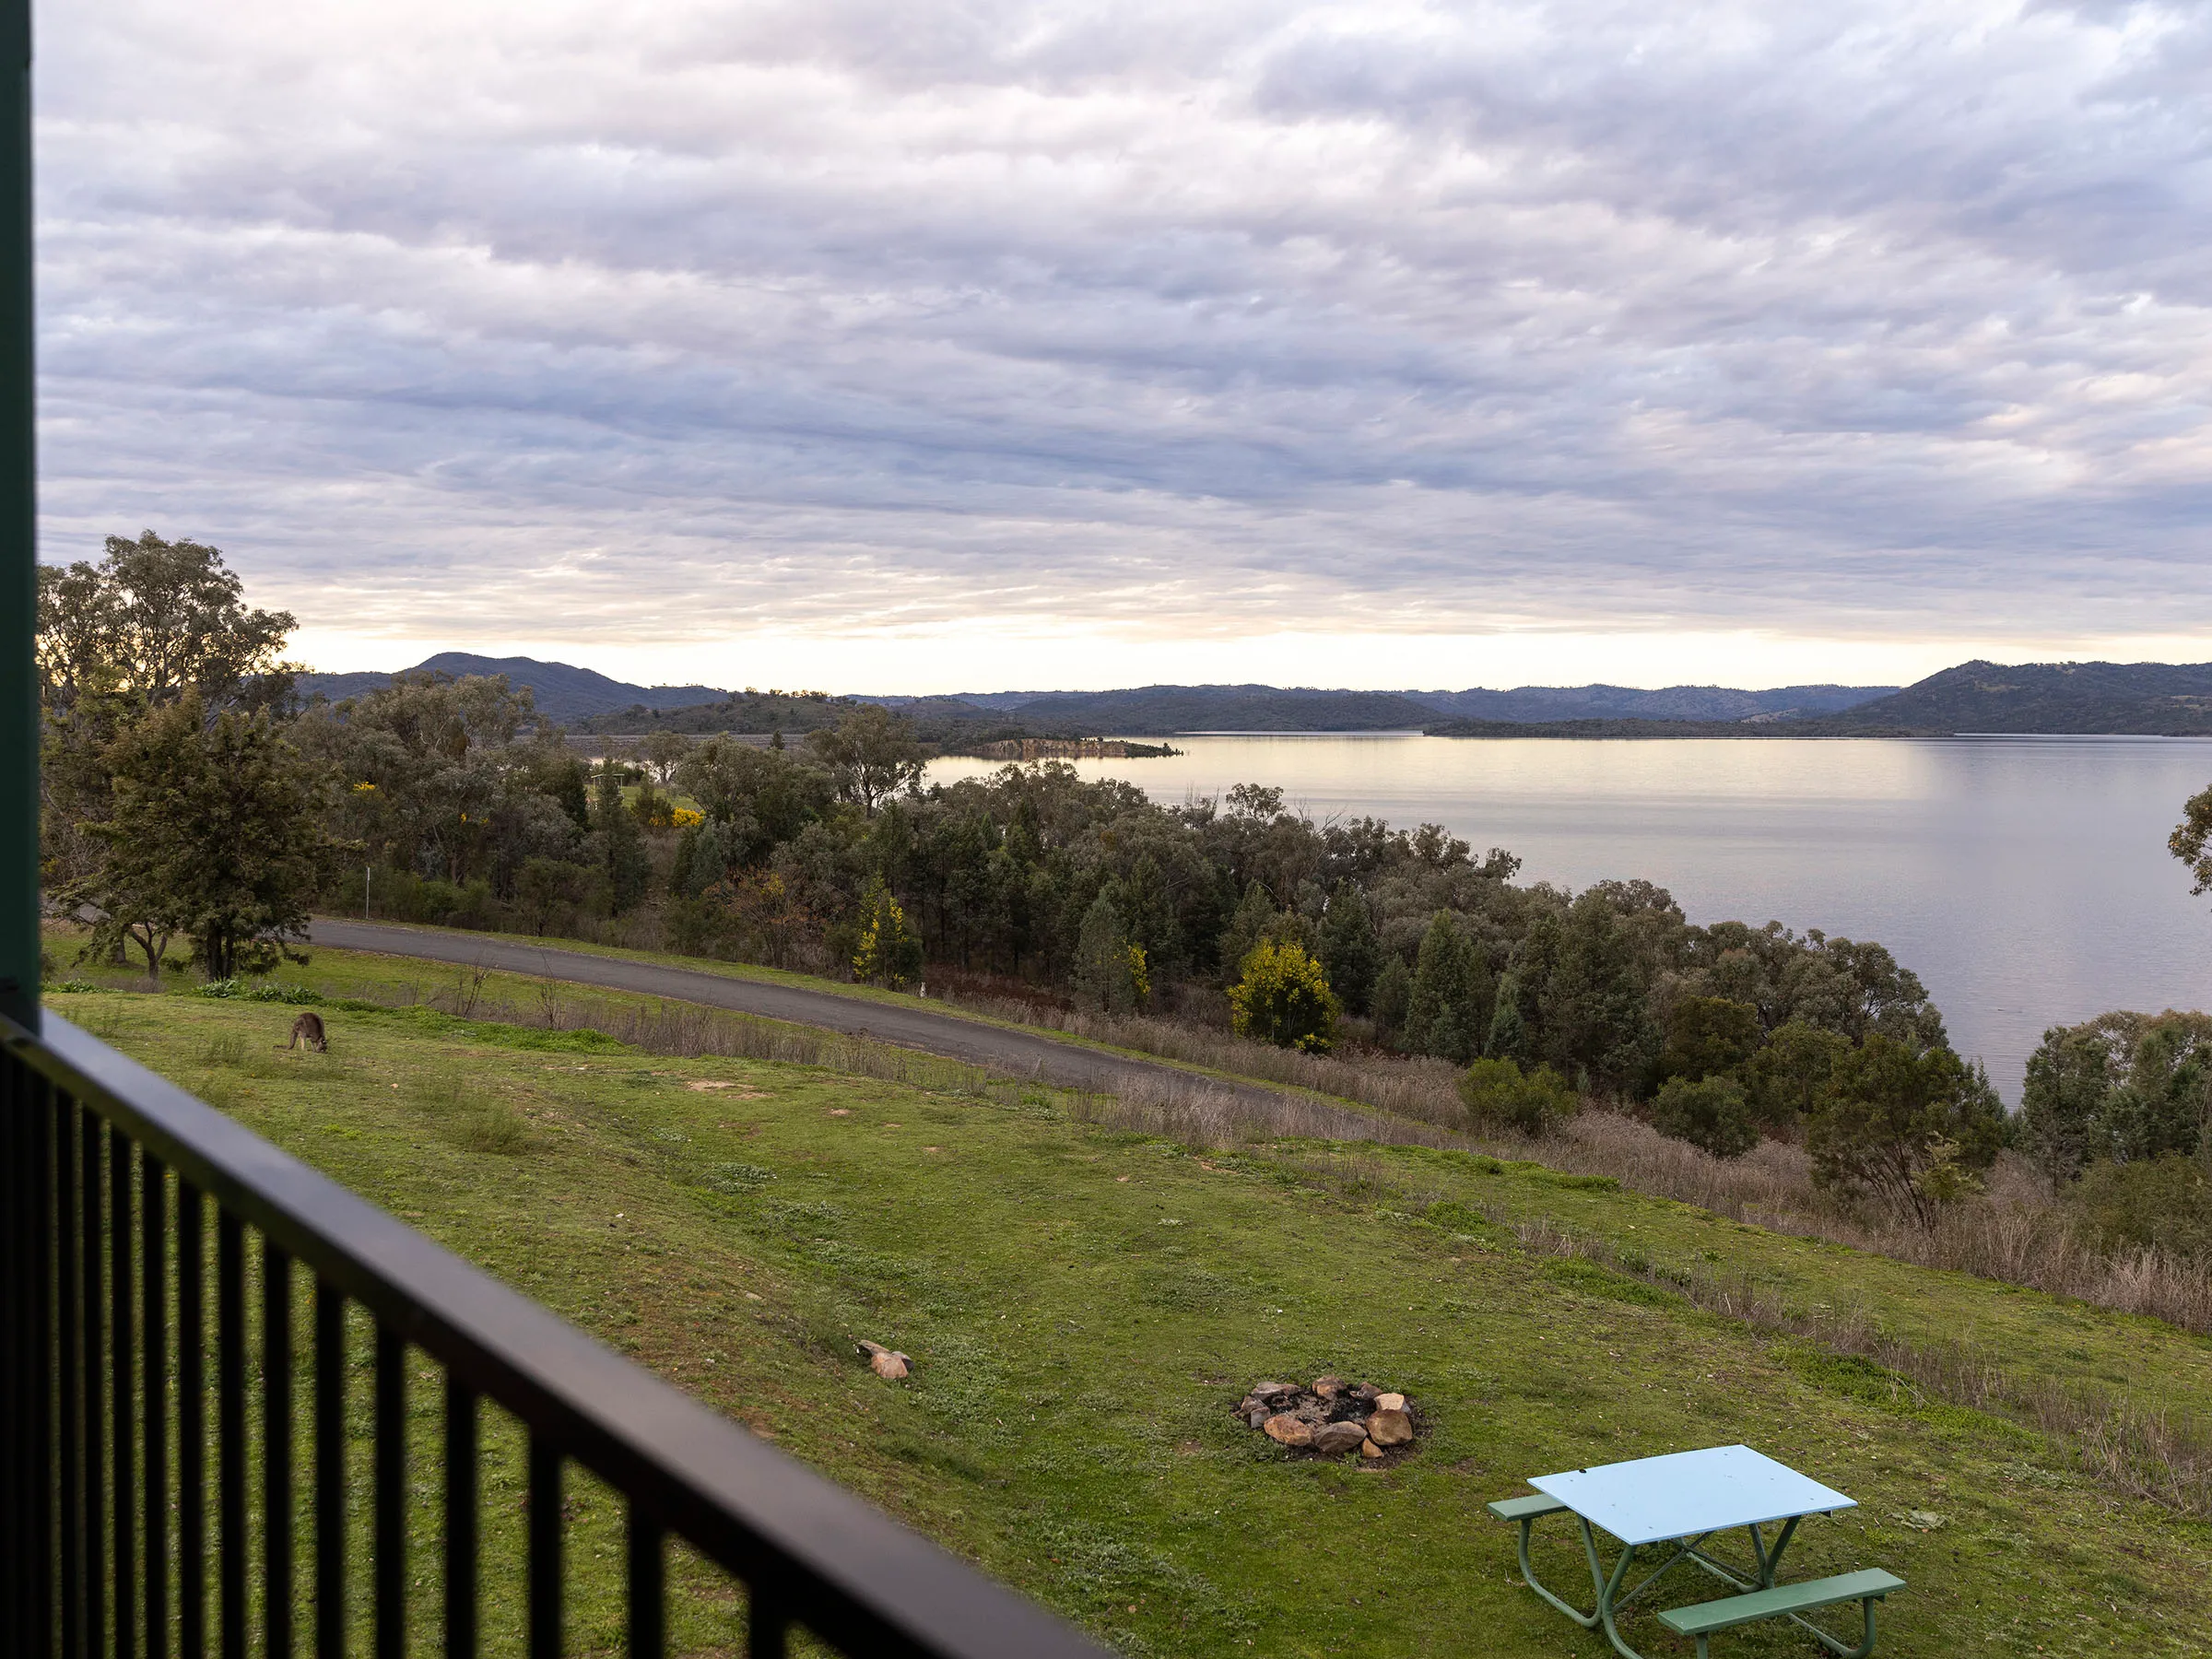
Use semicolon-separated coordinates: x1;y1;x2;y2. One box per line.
33;1;2212;691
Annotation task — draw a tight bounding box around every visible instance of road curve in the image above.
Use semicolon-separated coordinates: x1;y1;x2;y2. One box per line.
306;918;1294;1107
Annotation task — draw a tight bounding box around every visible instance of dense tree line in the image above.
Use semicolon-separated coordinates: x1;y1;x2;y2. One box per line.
37;534;2006;1217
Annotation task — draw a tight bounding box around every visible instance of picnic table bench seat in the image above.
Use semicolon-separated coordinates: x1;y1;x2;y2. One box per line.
1658;1568;1905;1658
1487;1493;1568;1524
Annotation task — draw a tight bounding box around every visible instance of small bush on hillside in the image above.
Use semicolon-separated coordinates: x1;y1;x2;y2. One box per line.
200;1032;249;1068
1227;939;1339;1053
1652;1074;1760;1159
853;877;925;990
2071;1154;2212;1260
1457;1056;1580;1135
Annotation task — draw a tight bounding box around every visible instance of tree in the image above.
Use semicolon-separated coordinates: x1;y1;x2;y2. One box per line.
2019;1019;2124;1190
1458;1057;1578;1135
591;757;651;914
1216;881;1277;980
1657;996;1762;1084
1405;911;1489;1064
1227;938;1339;1053
71;694;329;980
2173;783;2212;895
1372;952;1413;1036
853;877;924;988
511;856;597;937
2019;1010;2212;1187
37;531;296;715
806;706;924;817
1074;890;1145;1013
1742;1019;1850;1128
1319;883;1381;1016
640;730;691;788
1652;1075;1759;1159
1807;1035;2005;1225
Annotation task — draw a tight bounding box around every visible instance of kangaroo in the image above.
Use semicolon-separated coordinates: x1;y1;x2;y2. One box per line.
279;1011;327;1053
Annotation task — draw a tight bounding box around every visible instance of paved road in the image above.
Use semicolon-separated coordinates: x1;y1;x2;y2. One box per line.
306;919;1293;1107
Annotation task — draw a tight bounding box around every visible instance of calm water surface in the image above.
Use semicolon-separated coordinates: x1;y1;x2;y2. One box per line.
929;735;2212;1098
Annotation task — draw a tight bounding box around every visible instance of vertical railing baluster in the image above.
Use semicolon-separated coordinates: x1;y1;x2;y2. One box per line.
374;1326;405;1659
177;1184;204;1659
627;1507;665;1659
0;1056;22;1653
112;1126;135;1659
748;1587;789;1659
217;1209;244;1659
143;1154;169;1659
56;1094;80;1659
263;1241;293;1659
313;1284;343;1659
527;1436;561;1659
31;1071;56;1657
443;1379;477;1658
82;1104;106;1659
0;1055;22;1653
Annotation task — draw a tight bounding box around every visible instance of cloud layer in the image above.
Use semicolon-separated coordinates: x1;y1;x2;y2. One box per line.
34;0;2212;677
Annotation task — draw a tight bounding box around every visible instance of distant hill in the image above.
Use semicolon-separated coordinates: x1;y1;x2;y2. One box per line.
326;651;2212;740
297;653;729;725
1812;660;2212;735
1425;661;2212;739
995;685;1441;734
1413;682;1895;724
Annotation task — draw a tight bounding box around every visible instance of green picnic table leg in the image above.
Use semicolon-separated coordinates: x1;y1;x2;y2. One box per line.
1580;1519;1656;1659
1511;1511;1600;1630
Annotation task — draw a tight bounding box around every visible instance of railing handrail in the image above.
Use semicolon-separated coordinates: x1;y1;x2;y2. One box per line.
6;1010;1108;1658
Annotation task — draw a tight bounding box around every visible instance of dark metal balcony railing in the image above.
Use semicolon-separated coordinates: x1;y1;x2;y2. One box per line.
2;1011;1108;1658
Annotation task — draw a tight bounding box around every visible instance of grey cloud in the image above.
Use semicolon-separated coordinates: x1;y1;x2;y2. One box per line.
31;0;2212;653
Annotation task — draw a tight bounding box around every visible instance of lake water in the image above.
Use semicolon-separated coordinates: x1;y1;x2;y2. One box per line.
928;735;2212;1099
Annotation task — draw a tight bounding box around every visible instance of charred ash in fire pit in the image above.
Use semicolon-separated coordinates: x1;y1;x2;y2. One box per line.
1234;1376;1418;1462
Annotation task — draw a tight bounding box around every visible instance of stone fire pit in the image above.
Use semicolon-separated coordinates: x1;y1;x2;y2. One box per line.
1235;1376;1418;1461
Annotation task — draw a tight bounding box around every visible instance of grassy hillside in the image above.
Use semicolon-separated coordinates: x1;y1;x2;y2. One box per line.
45;973;2212;1656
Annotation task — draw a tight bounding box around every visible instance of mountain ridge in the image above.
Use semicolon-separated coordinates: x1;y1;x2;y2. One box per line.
298;653;2212;736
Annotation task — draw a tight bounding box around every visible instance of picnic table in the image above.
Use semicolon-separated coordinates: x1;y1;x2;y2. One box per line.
1489;1444;1904;1658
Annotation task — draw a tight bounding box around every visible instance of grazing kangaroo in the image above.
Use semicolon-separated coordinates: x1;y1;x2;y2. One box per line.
280;1011;327;1053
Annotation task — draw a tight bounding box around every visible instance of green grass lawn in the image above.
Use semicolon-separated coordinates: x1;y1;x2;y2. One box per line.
41;968;2210;1656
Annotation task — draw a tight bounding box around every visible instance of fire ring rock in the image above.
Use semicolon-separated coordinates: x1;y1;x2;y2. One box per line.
1364;1407;1414;1446
1236;1375;1419;1461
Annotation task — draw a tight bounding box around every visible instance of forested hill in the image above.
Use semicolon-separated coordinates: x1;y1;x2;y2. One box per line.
301;656;2212;737
298;653;727;724
1809;660;2212;735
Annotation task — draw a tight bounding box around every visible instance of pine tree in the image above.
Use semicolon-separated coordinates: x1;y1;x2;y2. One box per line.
1318;883;1380;1015
1373;953;1413;1036
592;758;651;914
1076;890;1140;1013
1216;880;1276;978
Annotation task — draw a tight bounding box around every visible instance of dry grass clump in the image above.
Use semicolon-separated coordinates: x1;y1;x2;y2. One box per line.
408;1066;535;1156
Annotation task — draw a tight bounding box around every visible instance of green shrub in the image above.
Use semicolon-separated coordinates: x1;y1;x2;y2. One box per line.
1227;938;1340;1053
244;981;324;1005
1457;1056;1580;1135
1652;1075;1760;1159
2070;1154;2212;1260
